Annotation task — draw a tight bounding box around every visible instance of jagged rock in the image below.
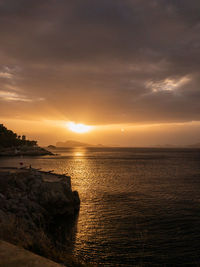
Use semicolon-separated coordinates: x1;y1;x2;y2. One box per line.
0;168;80;237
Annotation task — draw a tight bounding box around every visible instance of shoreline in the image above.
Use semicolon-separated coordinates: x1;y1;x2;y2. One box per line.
0;146;54;157
0;167;84;266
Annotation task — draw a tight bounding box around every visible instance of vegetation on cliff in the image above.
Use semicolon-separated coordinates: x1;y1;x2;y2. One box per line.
0;124;52;156
0;124;37;148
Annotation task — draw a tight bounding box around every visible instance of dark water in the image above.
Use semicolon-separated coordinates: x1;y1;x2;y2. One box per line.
1;147;200;266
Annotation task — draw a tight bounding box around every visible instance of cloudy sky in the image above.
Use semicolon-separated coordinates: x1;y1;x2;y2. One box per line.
0;0;200;146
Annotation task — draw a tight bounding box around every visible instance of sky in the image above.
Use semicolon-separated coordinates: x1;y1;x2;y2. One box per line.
0;0;200;146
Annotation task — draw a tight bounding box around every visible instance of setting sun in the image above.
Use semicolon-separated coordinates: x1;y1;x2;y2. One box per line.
67;122;92;133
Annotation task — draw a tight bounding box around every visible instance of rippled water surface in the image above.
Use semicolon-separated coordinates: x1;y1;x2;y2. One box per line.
1;147;200;266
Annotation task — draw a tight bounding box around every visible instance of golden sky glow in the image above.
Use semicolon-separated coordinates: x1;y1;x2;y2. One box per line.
1;118;200;147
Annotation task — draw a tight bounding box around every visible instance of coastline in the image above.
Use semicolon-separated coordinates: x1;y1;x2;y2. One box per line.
0;146;54;157
0;167;84;266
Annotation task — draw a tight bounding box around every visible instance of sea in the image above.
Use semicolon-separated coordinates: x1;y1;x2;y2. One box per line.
1;147;200;266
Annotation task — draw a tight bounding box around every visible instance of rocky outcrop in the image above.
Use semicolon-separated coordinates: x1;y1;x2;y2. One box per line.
0;168;80;240
0;146;53;156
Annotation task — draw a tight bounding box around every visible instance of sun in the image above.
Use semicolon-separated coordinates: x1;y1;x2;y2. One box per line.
67;122;92;133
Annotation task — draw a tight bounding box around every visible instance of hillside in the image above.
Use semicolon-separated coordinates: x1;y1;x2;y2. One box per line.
0;124;52;156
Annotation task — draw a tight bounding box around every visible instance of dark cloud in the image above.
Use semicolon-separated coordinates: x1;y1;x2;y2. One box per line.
0;0;200;124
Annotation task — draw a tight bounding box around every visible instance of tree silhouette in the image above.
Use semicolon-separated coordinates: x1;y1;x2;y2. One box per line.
0;124;37;148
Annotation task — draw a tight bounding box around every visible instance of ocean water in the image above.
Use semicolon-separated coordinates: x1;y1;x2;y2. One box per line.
1;147;200;266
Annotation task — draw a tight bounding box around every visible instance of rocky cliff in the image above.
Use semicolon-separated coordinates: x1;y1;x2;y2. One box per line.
0;167;80;265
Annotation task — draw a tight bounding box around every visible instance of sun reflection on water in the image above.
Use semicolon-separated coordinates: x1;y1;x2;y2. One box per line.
72;147;86;158
74;152;84;157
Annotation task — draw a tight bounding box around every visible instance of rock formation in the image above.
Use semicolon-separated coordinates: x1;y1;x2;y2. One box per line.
0;168;80;245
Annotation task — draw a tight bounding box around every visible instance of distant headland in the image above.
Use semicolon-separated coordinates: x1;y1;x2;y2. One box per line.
0;124;53;156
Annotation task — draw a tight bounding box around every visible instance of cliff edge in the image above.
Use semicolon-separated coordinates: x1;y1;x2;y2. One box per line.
0;167;81;266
